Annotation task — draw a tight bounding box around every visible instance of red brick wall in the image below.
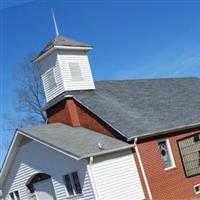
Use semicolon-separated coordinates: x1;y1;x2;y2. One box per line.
47;98;200;199
137;130;200;200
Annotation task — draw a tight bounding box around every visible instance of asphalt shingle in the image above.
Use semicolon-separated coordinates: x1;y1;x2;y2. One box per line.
19;123;130;159
65;77;200;139
33;35;92;61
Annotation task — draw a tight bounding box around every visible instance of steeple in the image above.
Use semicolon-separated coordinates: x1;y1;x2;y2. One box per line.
33;15;95;103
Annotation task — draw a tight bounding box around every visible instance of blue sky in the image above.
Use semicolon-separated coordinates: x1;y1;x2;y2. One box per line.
0;0;200;168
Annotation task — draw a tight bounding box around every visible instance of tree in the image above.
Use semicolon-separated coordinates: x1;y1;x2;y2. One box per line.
4;54;46;129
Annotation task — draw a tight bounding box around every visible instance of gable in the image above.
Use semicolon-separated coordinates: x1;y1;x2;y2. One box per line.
2;138;93;200
0;130;79;189
0;124;132;189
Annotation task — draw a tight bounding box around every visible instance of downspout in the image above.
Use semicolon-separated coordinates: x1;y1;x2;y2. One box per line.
134;138;153;200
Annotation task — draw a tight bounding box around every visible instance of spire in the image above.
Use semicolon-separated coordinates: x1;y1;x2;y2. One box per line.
51;9;59;36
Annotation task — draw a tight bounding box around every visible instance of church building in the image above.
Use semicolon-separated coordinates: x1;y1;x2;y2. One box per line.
0;22;200;199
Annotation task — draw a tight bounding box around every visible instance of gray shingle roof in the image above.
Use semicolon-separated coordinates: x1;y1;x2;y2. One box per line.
19;123;131;159
64;77;200;139
33;35;92;61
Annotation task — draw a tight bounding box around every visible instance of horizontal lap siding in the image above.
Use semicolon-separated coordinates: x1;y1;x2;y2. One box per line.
3;156;39;200
39;51;65;102
58;51;95;91
3;140;95;200
91;150;145;200
39;50;95;102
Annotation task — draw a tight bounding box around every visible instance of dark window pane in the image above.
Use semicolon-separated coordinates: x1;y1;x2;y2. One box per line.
64;175;74;196
194;134;200;142
72;172;82;194
195;185;200;192
9;193;14;200
14;191;20;200
199;151;200;166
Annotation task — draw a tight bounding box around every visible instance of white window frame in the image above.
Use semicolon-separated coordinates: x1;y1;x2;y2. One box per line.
194;183;200;194
158;138;176;170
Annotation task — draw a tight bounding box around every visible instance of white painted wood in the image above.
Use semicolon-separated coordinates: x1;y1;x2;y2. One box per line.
38;49;95;103
87;163;100;200
2;140;95;200
38;51;65;102
58;50;95;92
90;150;145;200
34;179;56;200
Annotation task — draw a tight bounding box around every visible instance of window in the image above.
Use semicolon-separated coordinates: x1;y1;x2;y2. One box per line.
178;135;200;177
72;172;82;195
64;171;82;196
158;139;175;169
46;68;57;89
194;134;200;142
9;193;14;200
64;175;74;196
199;151;200;167
194;184;200;194
9;191;20;200
14;191;20;200
69;62;83;81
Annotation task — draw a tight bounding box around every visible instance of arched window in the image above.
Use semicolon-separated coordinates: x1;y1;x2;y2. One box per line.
26;173;51;193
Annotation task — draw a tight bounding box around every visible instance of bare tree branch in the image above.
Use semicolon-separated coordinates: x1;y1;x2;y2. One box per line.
4;54;47;129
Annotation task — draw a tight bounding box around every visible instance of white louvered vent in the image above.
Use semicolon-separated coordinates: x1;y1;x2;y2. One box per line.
69;62;83;82
46;68;57;89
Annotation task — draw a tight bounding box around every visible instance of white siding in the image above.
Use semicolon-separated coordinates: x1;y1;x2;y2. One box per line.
3;140;95;200
90;150;145;200
38;50;95;102
58;50;95;92
38;51;65;102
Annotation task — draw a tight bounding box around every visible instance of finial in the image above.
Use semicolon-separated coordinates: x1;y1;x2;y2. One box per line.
51;9;59;36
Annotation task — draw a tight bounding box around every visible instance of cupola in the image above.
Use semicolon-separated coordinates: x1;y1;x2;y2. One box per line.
33;34;95;103
33;5;96;104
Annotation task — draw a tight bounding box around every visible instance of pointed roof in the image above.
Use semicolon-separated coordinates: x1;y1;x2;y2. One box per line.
33;35;92;62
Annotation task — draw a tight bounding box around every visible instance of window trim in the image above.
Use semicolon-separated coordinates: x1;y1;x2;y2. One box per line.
158;138;176;170
194;183;200;194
